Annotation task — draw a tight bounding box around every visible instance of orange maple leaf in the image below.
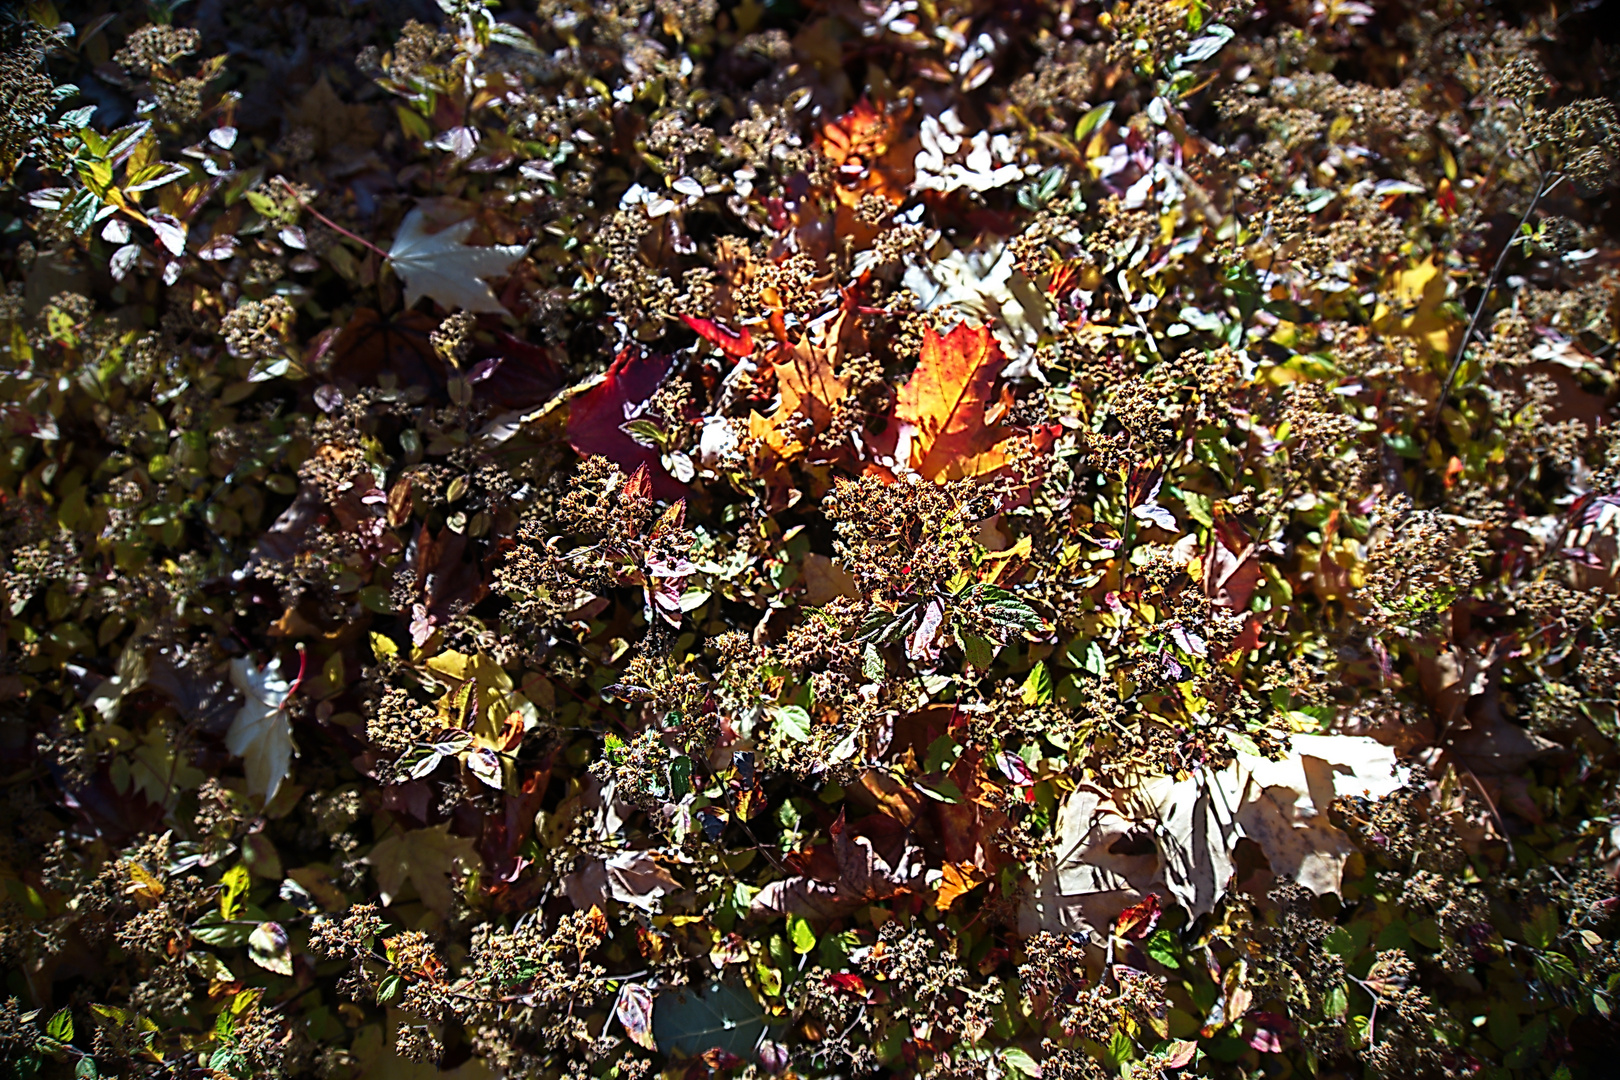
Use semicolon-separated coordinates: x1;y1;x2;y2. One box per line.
897;322;1012;482
816;98;917;240
773;316;849;436
750;308;855;462
936;862;987;911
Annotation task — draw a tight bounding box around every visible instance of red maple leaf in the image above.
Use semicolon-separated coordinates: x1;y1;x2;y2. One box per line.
566;348;686;501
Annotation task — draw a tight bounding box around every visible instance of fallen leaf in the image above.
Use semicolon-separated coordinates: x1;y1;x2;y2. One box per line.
1018;782;1159;938
1113;892;1162;940
1029;736;1408;929
936;861;987;910
567;347;686;501
363;821;481;915
1204;507;1259;612
389;206;527;315
751;810;924;919
248;921;293;976
615;982;657;1050
816;97;915;210
226;655;296;806
897;322;1014;481
565;849;682;913
681;314;755;358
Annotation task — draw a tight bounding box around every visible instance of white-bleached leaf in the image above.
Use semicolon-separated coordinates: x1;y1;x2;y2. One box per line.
1172;24;1234;69
1025;734;1408;932
467;746;503;788
226;655;296;807
248;921;293;975
148;211;187;256
388;206;527;315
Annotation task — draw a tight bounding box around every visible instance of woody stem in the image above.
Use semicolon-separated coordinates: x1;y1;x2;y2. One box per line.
1431;169;1562;432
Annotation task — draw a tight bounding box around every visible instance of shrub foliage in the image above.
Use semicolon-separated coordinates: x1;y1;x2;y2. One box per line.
1;0;1619;1077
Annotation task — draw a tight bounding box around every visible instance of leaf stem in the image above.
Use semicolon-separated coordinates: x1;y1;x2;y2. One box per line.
274;176;392;262
283;643;309;705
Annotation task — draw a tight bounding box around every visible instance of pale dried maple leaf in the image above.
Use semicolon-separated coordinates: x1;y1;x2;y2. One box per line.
226;655;296;807
363;821;481;915
1026;734;1409;933
388;207;527;315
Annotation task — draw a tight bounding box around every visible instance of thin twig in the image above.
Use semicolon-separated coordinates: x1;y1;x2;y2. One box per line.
1431;171;1562;433
1346;972;1384;1049
275;176;393;261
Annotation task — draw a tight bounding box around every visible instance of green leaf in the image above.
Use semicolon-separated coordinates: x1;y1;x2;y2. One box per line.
1145;928;1181;969
75;1058;98;1080
923;734;962;774
968;584;1043;641
46;1008;73;1043
915;778;964;803
357;585;395;614
1074;102;1115;142
960;632;995;671
668;755;692;799
819;929;858;968
1021;662;1052;705
124;161;188;194
1524;905;1559;950
219;862;250;920
1322;925;1357;958
88;1004;129;1026
191;914;254;947
377;972;404;1005
788;914;816;955
1534;950;1576;987
771;705;811;743
1106;1025;1135;1066
1002;1047;1041;1076
652;981;764;1058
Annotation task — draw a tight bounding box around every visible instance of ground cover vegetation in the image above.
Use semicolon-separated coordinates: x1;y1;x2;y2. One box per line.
2;0;1620;1076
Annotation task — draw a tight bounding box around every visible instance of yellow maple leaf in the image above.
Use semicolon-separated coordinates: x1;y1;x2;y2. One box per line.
935;861;987;910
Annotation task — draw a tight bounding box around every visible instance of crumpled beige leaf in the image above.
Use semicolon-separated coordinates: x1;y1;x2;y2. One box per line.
1024;735;1407;933
565;849;681;913
1018;782;1159;937
389;207;527;315
226;655;296;806
363;821;481;915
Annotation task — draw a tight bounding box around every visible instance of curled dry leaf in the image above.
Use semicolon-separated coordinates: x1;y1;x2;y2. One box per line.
1025;735;1408;934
